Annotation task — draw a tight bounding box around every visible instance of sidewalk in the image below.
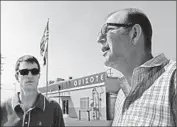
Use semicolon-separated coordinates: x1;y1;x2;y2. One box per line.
64;116;112;126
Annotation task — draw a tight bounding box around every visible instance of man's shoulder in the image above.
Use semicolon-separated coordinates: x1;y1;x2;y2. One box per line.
167;60;176;72
46;98;59;105
164;59;176;72
169;59;176;65
40;94;60;108
44;98;62;112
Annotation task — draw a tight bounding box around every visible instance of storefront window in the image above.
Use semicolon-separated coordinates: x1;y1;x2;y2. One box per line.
80;97;89;109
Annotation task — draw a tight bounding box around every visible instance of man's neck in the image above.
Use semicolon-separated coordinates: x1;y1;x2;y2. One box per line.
111;52;153;96
113;52;153;85
20;90;38;111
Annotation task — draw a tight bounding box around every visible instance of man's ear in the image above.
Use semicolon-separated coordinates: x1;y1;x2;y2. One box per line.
129;24;142;45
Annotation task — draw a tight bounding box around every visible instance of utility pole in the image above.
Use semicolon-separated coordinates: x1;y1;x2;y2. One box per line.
58;85;61;105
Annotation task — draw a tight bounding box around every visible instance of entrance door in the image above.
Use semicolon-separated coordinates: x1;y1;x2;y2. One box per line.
62;100;69;114
106;92;117;120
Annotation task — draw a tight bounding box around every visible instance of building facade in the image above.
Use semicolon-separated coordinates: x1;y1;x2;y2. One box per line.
38;72;118;120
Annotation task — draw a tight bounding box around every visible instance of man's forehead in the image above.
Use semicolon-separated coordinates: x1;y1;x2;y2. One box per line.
106;11;127;24
19;61;38;69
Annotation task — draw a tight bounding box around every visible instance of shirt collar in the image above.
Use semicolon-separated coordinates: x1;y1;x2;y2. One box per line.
139;53;169;68
12;92;46;112
11;92;21;110
121;53;169;97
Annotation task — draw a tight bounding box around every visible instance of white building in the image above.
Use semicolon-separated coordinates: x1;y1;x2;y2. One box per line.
38;71;119;121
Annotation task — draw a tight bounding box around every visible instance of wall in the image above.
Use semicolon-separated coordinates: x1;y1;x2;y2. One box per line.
40;72;120;121
47;83;107;120
59;84;107;120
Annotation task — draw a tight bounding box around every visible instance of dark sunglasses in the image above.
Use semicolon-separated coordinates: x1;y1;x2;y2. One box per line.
101;23;134;35
18;68;40;76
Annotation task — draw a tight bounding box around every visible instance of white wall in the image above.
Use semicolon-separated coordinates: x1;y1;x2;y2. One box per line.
59;84;107;120
47;83;107;120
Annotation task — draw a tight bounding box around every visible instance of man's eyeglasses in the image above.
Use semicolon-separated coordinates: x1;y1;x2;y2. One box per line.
17;68;40;76
101;23;134;36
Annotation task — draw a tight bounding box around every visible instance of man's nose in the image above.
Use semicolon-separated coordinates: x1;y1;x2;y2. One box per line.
27;71;33;77
97;32;106;44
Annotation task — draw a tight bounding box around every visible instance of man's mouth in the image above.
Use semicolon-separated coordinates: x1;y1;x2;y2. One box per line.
103;51;108;56
26;81;33;84
102;45;110;57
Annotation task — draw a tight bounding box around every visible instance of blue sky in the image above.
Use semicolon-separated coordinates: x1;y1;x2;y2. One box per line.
1;1;176;101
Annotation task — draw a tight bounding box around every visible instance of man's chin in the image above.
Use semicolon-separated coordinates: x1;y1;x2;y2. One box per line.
23;85;36;90
104;60;115;68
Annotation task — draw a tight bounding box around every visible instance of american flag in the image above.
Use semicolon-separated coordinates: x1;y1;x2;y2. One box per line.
40;20;49;66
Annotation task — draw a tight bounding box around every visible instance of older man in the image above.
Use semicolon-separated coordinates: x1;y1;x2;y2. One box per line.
97;8;176;126
1;55;65;127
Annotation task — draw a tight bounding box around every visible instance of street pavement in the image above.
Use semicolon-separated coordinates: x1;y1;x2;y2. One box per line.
64;116;112;126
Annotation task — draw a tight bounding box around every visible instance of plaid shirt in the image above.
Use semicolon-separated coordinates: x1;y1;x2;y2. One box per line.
112;53;176;126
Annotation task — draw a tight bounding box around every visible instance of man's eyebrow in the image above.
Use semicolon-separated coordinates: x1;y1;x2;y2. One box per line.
108;25;119;28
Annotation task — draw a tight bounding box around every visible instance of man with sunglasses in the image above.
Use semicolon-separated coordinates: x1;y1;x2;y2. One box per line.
1;55;65;127
97;8;176;126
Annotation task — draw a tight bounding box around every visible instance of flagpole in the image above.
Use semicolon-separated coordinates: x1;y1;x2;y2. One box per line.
46;18;49;97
